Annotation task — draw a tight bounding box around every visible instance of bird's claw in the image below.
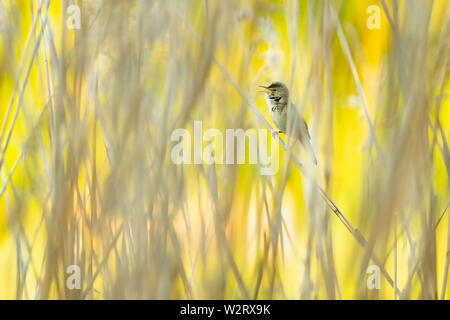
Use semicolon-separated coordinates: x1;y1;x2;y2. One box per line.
271;129;281;138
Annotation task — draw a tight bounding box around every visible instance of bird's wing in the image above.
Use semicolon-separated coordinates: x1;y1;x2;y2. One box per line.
287;104;311;141
288;104;317;165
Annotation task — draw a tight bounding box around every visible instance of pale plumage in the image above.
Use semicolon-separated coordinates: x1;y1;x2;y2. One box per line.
260;82;317;165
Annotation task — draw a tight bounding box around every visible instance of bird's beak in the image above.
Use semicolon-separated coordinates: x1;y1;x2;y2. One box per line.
258;86;271;94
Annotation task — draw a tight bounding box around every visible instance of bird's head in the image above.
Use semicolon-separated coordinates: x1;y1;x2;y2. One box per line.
259;82;289;103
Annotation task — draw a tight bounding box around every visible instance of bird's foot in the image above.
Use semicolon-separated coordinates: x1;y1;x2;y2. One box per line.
271;129;282;139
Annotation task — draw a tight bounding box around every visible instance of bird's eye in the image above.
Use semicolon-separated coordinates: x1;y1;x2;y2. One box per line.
273;89;277;92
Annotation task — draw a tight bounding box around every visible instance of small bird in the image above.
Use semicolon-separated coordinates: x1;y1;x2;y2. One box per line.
260;82;317;165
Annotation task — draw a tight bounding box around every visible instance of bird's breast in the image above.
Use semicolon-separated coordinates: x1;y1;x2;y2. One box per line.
270;108;287;132
265;95;287;131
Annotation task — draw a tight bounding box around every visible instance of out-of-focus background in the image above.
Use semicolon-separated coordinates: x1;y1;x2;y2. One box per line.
0;0;449;299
